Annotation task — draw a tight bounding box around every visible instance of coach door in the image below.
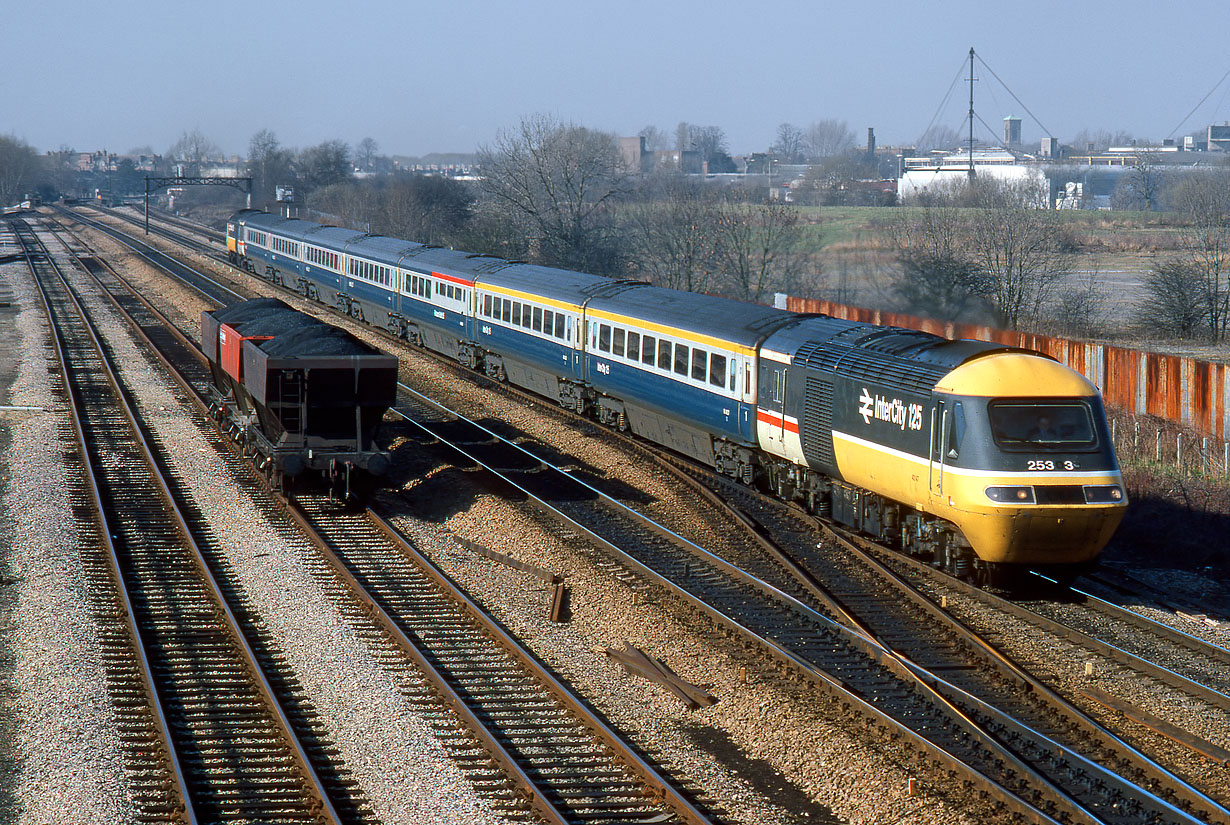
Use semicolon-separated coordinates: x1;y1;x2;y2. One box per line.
929;401;948;497
760;362;788;450
570;315;583;379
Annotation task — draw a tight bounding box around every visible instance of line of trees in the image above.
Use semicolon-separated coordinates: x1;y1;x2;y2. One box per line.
0;135;43;205
1136;170;1230;341
888;178;1075;328
298;116;809;302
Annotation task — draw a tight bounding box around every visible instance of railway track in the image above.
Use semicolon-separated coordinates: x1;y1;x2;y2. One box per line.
40;213;722;825
1025;575;1230;709
284;493;717;825
99;202;228;255
647;454;1230;809
390;385;1220;825
12;217;349;823
55;206;1230;823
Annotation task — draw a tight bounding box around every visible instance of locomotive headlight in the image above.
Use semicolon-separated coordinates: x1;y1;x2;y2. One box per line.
1083;484;1125;504
985;485;1035;504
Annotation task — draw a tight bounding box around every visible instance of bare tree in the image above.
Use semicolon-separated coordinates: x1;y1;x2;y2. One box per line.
1166;169;1230;339
1051;265;1106;339
685;124;734;172
477;114;629;274
803;119;856;160
638;125;672;153
626;178;722;292
298;140;351;193
890;177;1071;328
355;137;379;170
380;174;472;244
246;129;295;204
888;203;985;319
915;124;961;154
1068;129;1135;151
1135;259;1206;339
169;127;220;175
965;178;1072;328
772;123;804;162
1112;151;1167;211
714;192;803;302
0;135;43;204
44;144;80;198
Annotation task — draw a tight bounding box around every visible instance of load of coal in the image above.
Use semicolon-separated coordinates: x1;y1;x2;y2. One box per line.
215;298;383;357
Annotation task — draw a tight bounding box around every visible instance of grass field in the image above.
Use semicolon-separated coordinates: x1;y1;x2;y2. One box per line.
796;205;1210;339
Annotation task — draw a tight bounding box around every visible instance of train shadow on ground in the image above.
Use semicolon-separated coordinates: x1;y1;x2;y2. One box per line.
1099;490;1230;622
378;418;654;524
676;721;845;824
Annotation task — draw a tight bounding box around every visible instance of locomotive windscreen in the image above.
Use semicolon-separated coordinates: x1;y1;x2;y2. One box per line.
988;401;1096;449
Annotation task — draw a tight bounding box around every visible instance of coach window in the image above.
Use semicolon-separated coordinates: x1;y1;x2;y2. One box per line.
642;335;655;366
531;306;542;332
501;299;511;322
948;401;965;459
483;295;492;316
521;305;532;328
692;348;707;381
613;328;625;357
541;309;552;335
674;343;689;376
556;313;567;339
729;358;737;391
512;302;522;326
598;324;611;352
657;339;671;370
626;332;640;362
710;353;727;388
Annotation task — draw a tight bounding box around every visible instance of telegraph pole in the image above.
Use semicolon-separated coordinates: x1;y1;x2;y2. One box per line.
968;47;976;180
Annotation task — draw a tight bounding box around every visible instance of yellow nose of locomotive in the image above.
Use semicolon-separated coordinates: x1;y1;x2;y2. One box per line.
931;353;1128;566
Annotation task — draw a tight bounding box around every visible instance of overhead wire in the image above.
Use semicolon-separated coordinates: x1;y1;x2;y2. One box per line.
974;113;1008;149
974;53;1054;138
1166;66;1230;140
917;56;969;147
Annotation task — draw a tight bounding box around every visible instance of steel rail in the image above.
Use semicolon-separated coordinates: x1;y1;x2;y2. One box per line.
15;221;197;825
390;388;1121;825
53;205;244;304
1044;573;1230;668
64;205;1220;821
15;217;344;823
50;212;713;825
625;430;1230;821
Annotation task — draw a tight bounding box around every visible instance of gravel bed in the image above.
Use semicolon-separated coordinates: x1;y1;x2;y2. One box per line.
72;210;986;822
56;238;508;825
72;209;1230;821
910;572;1230;807
1088;564;1230;645
383;485;982;825
0;254;135;824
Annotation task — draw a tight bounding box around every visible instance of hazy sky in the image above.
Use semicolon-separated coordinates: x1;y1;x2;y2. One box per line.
4;0;1230;158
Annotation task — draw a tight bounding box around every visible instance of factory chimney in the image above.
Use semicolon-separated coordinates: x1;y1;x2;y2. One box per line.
867;127;876;158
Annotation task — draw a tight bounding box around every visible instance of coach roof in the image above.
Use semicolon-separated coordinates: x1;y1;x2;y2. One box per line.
588;285;798;348
237;210;367;249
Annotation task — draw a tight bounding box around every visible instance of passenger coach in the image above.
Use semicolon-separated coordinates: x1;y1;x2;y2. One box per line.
227;207;1128;584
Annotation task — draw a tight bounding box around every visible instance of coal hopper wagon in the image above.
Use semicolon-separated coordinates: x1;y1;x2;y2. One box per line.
201;297;398;491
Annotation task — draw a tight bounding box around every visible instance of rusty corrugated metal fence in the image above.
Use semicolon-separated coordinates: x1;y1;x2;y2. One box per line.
784;296;1230;440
